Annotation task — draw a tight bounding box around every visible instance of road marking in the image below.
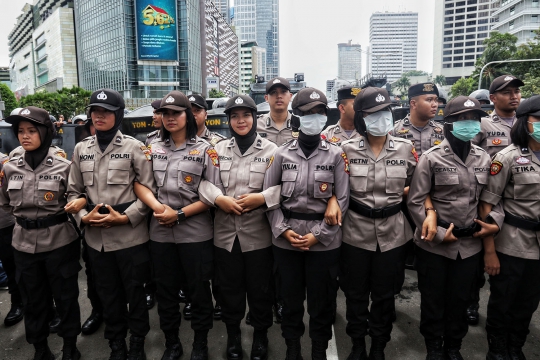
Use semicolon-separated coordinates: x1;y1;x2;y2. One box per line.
327;325;339;359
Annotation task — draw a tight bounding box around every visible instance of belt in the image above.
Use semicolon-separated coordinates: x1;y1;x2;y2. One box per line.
86;201;135;215
280;207;325;221
349;199;402;219
16;213;68;230
437;218;480;238
504;211;540;232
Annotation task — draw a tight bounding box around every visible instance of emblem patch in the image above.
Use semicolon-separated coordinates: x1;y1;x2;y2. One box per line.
44;192;55;201
492;138;502;145
189;96;196;101
0;170;4;187
292;131;299;139
375;94;385;102
96;91;107;100
206;149;219;167
184;175;193;183
434;140;441;145
165;96;175;103
189;149;200;155
235;97;244;104
140;146;152;161
412;147;419;162
351;88;361;96
340;152;350;174
21;109;31;115
329;136;340;143
433;127;442;134
504;76;514;81
273;79;281;84
397;128;409;135
464;99;475;107
267;156;274;169
319;182;328;192
516;157;530;165
423;83;434;92
310;91;321;100
55;151;67;159
490;160;503;175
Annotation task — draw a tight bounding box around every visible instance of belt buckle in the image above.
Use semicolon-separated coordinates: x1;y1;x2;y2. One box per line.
26;219;38;230
371;207;383;218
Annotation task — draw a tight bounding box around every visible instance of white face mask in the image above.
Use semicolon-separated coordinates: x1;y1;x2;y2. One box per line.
364;110;393;137
299;113;327;136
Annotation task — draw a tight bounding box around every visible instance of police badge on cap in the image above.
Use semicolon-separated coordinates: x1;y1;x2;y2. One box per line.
87;89;125;111
408;83;439;99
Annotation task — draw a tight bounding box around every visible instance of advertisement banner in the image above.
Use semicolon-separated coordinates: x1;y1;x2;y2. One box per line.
135;0;178;61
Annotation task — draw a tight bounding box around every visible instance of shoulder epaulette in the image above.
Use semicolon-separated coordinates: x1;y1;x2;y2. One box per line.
123;135;137;141
146;130;158;138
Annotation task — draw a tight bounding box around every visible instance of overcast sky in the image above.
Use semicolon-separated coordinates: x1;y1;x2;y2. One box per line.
0;0;435;91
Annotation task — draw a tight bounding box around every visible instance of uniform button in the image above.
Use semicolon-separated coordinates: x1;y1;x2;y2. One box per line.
279;226;283;230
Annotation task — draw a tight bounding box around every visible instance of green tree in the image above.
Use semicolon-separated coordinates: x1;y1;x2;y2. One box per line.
434;75;446;86
392;76;411;97
209;89;226;98
450;77;476;98
521;72;540;98
402;70;428;77
18;86;91;119
0;83;18;116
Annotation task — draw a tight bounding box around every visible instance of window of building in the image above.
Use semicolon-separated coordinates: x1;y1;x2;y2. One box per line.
466;41;475;46
478;19;488;24
455;22;464;27
35;33;45;46
445;10;455;14
455;35;464;40
443;50;453;55
465;55;475;60
37;60;47;73
534;0;539;7
36;46;46;60
454;49;464;54
509;20;514;30
20;66;28;73
456;1;466;6
510;6;515;15
454;56;463;61
465;62;475;66
445;16;454;21
467;20;477;26
477;40;484;45
38;72;48;85
477;47;485;52
479;11;489;17
478;26;488;31
467;6;477;11
532;15;538;23
467;0;478;4
456;8;465;13
444;44;453;48
24;52;30;59
445;30;454;35
445;37;453;42
443;57;452;62
456;15;465;20
455;29;465;33
477;33;488;38
467;13;477;19
454;42;464;47
466;34;476;39
454;63;463;67
445;3;454;8
445;23;454;28
443;64;452;68
466;48;475;53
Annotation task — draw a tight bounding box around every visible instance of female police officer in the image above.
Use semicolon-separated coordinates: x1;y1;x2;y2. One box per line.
1;106;82;360
479;94;540;359
262;87;349;360
408;96;499;360
133;90;221;360
197;94;278;360
67;89;156;360
340;87;417;360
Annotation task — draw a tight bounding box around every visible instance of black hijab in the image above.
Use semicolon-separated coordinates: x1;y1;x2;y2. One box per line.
291;114;322;158
443;118;471;163
229;109;258;154
93;107;124;152
23;122;54;170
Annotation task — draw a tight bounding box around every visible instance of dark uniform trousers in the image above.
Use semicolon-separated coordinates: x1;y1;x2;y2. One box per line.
87;242;150;340
486;252;540;343
340;242;407;343
0;225;22;304
150;239;214;333
14;238;82;344
214;238;273;331
273;245;340;342
81;238;103;314
416;247;480;342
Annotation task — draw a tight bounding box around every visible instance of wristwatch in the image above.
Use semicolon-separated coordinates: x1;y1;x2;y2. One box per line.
176;208;186;224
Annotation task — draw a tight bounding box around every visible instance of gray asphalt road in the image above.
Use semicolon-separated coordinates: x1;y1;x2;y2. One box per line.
1;268;540;359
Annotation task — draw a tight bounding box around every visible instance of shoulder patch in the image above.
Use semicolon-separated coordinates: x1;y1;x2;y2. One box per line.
490;160;503;176
411;147;419;162
340;152;350;174
267;155;274;169
206;148;219;167
55;150;67;159
140;145;152;161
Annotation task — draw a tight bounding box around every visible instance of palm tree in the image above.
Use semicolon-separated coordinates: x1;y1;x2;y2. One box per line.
393;76;411;96
434;75;446;86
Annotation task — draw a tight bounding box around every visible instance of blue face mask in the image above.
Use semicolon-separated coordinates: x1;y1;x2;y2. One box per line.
528;121;540;143
299;114;327;136
450;120;481;142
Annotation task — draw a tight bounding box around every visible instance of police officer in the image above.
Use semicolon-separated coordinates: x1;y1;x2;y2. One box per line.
469;89;491;105
134;90;222;360
340;88;417;360
479;95;540;359
408;96;499;360
392;83;444;156
263;87;349;360
189;93;227;146
257;77;296;146
472;75;523;158
198;95;277;360
1;106;82;360
146;99;163;146
322;86;363;146
67;89;156;360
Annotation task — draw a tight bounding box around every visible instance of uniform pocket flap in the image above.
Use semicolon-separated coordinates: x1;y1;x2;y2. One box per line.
153;160;168;171
250;162;267;173
178;161;204;176
7;180;23;190
350;165;369;177
386;166;407;178
108;159;131;170
514;173;540;185
314;171;335;183
80;161;94;172
434;174;460;185
475;172;488;185
38;180;60;191
220;161;232;171
487;138;509;146
281;170;298;182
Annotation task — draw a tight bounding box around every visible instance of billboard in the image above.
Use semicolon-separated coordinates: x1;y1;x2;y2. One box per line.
135;0;178;61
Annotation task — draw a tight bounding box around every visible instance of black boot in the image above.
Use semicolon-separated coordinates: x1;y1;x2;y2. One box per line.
368;338;386;360
425;337;444;360
251;330;268;360
49;307;61;334
285;338;303;360
274;302;283;324
191;331;209;360
311;340;327;360
486;333;510;360
183;303;193;320
508;334;525;360
245;312;251;325
346;337;368;360
4;302;24;326
109;339;128;360
128;335;146;360
226;325;243;360
214;303;222;320
81;310;103;335
466;303;480;326
146;293;155;310
161;331;183;360
443;338;463;360
62;337;81;360
33;339;55;360
178;289;187;303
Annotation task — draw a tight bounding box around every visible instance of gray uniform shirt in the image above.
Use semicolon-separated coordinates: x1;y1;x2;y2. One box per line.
145;130;160;147
472;112;515;158
198;135;278;252
200;126;227;146
257;112;296;146
0;154;15;229
480;145;540;260
392;115;445;157
0;147;78;254
263;139;350;252
67;131;157;252
149;136;222;244
342;136;417;252
321;122;362;146
408;139;491;259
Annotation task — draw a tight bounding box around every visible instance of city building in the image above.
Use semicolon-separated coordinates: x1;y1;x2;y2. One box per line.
211;0;230;23
239;41;266;94
326;79;335;100
491;0;540;45
338;40;362;81
234;0;279;79
8;0;78;98
432;0;497;85
369;12;418;82
0;68;10;88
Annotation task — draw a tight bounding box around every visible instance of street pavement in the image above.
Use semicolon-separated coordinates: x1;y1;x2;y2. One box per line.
1;267;540;359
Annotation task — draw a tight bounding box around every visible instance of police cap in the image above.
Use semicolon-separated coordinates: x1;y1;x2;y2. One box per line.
224;95;257;114
188;94;208;110
292;87;328;112
151;100;161;110
266;77;291;94
516;94;540;118
353;87;392;113
87;89;125;111
444;96;488;119
6;106;54;133
489;74;524;94
408;82;439;99
157;91;191;112
337;86;362;101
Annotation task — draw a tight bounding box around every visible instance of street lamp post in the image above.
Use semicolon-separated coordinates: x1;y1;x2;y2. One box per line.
478;59;540;90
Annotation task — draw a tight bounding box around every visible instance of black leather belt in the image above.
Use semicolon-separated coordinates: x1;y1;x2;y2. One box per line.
281;207;325;221
504;211;540;232
86;201;135;215
16;213;68;230
349;199;402;219
437;218;480;238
